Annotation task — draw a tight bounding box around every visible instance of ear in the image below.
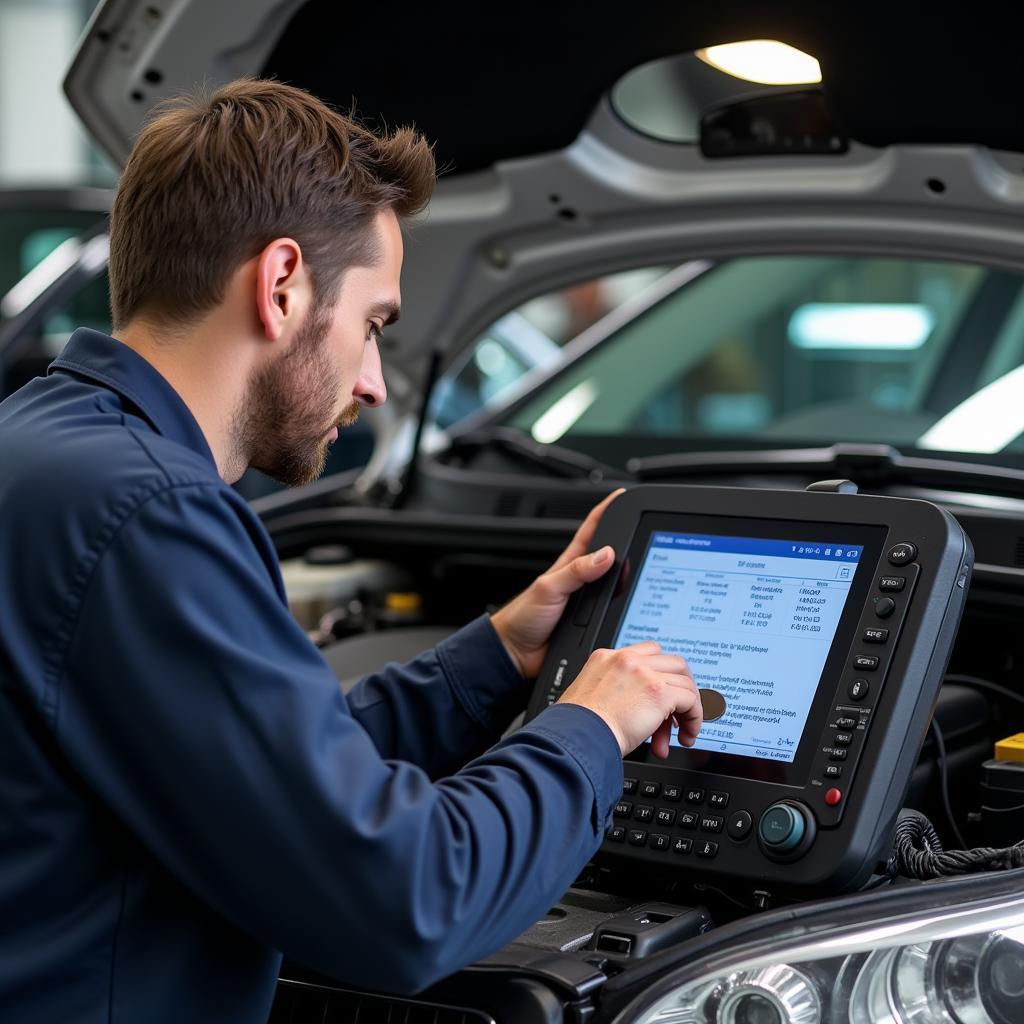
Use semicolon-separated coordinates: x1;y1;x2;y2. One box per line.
254;238;309;342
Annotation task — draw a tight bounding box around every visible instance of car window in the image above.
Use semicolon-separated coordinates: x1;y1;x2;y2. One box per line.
497;254;1024;460
0;209;105;308
429;266;673;429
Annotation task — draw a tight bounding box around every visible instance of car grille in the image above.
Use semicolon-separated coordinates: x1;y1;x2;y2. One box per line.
269;979;496;1024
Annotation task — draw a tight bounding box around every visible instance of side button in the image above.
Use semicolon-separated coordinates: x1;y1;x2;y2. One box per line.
848;678;871;701
874;597;896;619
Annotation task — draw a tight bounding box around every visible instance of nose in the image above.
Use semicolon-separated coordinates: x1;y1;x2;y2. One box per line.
354;339;387;407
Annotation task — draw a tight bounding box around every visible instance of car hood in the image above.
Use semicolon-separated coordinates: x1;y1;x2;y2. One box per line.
63;1;1024;400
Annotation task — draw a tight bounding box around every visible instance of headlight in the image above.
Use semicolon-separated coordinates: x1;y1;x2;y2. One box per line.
620;887;1024;1024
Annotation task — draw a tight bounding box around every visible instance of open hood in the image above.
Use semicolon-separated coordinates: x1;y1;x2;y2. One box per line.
63;1;1024;400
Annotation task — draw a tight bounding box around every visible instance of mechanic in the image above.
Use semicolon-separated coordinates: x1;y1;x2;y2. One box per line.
0;80;702;1023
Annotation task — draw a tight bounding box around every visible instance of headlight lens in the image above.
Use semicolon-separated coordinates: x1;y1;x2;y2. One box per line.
625;896;1024;1024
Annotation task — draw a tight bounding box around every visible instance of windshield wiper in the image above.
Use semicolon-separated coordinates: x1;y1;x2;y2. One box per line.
630;443;1024;498
442;426;630;482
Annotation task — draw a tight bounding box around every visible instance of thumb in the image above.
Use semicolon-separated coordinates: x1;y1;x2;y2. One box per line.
541;545;615;601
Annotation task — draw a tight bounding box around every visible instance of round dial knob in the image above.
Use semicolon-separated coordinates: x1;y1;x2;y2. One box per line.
758;802;808;854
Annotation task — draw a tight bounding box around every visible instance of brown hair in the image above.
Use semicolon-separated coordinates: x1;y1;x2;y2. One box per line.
107;79;435;330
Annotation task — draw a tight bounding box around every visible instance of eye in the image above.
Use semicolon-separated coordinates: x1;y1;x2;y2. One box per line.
366;321;383;344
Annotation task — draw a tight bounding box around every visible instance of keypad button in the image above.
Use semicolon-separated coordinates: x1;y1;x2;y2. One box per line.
685;789;705;805
824;764;843;778
834;732;853;747
614;801;633;818
662;785;682;802
835;717;857;730
829;748;849;762
696;840;719;859
727;810;753;840
640;781;661;799
672;837;693;855
650;833;670;851
607;826;626;843
709;791;730;809
634;805;653;822
655;808;677;826
888;543;917;566
679;811;699;830
628;829;648;846
863;628;889;644
622;777;638;795
853;655;879;671
874;597;896;619
848;678;870;701
700;815;724;833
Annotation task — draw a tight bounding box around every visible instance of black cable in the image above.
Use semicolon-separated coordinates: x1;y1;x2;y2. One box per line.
931;719;968;849
943;673;1024;711
887;809;1024;879
982;802;1024;814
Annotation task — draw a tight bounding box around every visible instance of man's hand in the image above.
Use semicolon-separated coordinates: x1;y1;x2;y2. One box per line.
558;642;702;758
490;489;625;680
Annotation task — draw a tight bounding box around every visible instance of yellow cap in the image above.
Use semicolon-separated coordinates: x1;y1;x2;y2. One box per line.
385;592;422;612
994;733;1024;763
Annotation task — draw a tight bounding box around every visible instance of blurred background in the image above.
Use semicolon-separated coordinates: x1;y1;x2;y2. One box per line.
0;0;112;188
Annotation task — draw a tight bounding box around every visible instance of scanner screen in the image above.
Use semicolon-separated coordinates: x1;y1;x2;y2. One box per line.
613;531;863;763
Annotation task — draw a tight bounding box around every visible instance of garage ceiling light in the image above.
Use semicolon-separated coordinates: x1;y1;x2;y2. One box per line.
696;40;822;85
788;304;934;350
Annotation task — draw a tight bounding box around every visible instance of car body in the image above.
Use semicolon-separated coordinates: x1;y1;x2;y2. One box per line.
21;1;1024;1020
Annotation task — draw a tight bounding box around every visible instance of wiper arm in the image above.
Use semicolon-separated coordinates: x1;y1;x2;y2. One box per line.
443;426;630;482
631;443;1024;498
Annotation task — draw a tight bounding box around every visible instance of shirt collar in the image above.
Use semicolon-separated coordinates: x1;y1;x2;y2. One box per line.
48;328;217;469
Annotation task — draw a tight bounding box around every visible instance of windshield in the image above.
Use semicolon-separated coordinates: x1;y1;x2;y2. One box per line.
474;253;1024;468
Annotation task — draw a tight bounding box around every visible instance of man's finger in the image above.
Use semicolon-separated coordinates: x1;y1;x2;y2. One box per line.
550;488;626;572
539;546;616;602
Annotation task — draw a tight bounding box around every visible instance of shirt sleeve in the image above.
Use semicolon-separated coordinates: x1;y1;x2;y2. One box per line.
345;614;527;778
51;483;623;993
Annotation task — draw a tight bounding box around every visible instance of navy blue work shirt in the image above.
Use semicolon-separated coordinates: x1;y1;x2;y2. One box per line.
0;329;623;1023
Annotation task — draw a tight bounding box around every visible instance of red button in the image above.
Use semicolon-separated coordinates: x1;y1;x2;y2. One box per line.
825;788;842;806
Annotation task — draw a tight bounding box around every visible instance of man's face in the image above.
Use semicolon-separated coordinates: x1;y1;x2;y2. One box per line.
241;210;402;487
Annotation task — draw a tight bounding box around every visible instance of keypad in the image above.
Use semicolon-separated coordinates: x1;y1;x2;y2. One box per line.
672;837;692;855
634;805;653;822
662;785;682;802
628;829;647;846
709;791;730;809
614;802;633;818
679;811;699;830
685;789;705;805
700;815;724;833
640;781;661;798
655;808;676;826
650;833;670;851
622;777;638;795
696;840;719;858
607;826;625;843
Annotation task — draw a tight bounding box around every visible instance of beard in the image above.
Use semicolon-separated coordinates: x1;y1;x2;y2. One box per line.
234;302;360;487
